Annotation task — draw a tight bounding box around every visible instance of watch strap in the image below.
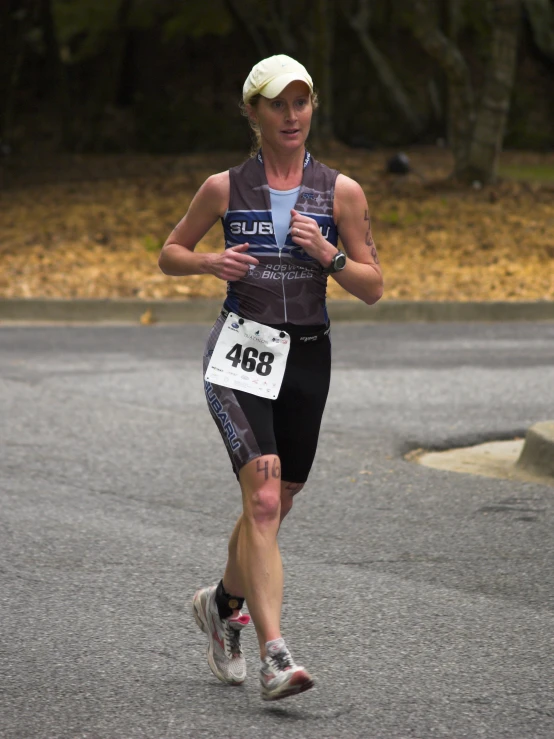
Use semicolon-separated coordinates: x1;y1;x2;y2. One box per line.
323;251;346;274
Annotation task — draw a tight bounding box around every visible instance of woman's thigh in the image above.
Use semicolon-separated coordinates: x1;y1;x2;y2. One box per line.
273;336;331;483
203;315;279;476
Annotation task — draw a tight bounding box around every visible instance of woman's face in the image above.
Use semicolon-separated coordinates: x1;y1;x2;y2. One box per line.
248;81;313;152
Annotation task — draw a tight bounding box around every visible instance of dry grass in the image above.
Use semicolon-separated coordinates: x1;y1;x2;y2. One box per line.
1;146;553;301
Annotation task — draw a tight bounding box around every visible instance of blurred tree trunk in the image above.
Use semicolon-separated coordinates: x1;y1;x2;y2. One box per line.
313;0;334;142
225;0;269;58
412;0;474;176
445;0;464;152
40;0;74;149
1;0;38;145
343;0;425;138
82;0;133;151
465;0;521;182
0;0;15;142
226;0;298;60
522;0;554;57
268;0;297;54
412;0;520;184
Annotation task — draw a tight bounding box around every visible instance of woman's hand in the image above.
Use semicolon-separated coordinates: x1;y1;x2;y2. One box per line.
207;243;259;281
290;209;337;267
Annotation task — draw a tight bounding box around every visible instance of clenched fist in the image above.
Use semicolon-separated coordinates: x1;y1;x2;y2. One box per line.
207;243;259;282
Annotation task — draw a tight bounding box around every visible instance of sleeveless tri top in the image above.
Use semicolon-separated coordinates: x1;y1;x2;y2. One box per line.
221;151;339;326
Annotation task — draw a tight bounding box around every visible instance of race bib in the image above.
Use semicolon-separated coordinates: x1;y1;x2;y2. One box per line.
205;313;291;400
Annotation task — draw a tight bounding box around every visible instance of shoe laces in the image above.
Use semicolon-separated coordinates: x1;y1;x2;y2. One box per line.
223;619;243;658
269;649;293;672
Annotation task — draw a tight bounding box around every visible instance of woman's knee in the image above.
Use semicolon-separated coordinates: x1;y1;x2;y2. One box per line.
239;455;284;526
244;487;282;526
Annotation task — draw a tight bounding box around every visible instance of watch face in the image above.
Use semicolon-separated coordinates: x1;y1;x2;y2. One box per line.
334;252;347;270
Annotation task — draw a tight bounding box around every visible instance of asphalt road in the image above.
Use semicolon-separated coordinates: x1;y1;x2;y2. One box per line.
1;322;554;739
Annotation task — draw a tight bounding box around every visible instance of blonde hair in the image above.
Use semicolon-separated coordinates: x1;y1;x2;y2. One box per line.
240;92;319;157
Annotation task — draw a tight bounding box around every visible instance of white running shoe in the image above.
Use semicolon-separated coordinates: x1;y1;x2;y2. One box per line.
192;585;250;685
260;639;314;701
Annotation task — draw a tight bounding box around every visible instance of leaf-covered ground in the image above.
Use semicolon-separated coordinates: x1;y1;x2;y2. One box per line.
1;146;553;301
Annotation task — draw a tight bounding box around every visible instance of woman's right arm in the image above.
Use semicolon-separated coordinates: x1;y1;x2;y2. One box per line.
158;172;259;280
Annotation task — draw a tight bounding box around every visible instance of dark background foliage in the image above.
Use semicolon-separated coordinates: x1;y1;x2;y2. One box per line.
1;0;554;159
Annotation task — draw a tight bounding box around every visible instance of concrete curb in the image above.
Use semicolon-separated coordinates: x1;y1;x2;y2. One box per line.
411;421;554;485
1;298;554;323
516;422;554;479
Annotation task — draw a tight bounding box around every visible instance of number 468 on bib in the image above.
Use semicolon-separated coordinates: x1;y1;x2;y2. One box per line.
225;343;275;376
204;313;291;400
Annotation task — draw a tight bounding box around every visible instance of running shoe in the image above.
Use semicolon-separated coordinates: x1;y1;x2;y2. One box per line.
192;585;250;685
260;639;314;701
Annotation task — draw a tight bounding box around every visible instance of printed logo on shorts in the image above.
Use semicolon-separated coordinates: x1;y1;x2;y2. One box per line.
205;381;240;450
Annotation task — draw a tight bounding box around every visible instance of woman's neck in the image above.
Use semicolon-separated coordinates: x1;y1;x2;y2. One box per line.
260;145;305;190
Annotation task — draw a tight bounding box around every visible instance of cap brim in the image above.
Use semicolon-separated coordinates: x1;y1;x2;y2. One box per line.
259;74;313;100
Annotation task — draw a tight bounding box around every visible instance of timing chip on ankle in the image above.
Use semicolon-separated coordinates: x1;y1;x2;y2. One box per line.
215;580;245;618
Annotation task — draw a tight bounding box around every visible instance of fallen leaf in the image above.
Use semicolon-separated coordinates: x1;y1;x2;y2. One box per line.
140;309;155;325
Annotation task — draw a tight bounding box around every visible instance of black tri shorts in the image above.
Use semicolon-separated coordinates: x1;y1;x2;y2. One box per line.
203;312;331;483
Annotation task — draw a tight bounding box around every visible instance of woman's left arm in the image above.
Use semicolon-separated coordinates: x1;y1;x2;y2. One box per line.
331;174;383;304
290;174;383;305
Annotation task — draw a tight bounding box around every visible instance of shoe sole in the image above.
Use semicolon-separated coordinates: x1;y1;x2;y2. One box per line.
261;674;315;701
192;589;245;686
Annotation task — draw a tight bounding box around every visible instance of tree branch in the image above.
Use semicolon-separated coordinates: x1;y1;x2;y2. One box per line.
342;1;425;136
351;0;372;30
268;0;296;53
411;0;475;170
313;0;334;141
522;0;554;58
225;0;269;58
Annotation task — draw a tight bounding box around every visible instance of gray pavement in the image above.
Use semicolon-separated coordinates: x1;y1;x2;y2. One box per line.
1;322;554;739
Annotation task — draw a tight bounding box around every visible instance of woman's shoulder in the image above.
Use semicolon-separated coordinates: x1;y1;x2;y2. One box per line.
334;173;365;200
194;170;230;217
333;174;368;222
202;158;259;196
201;170;230;197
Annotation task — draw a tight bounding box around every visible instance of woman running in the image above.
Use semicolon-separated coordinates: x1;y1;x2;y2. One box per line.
159;54;383;701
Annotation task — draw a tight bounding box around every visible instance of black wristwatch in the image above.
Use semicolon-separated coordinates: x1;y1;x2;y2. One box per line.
323;251;347;274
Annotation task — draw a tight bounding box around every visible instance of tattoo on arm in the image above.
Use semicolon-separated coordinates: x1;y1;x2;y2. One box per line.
364;209;375;248
371;246;380;264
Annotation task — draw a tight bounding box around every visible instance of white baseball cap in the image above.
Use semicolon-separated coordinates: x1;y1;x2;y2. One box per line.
243;54;313;103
